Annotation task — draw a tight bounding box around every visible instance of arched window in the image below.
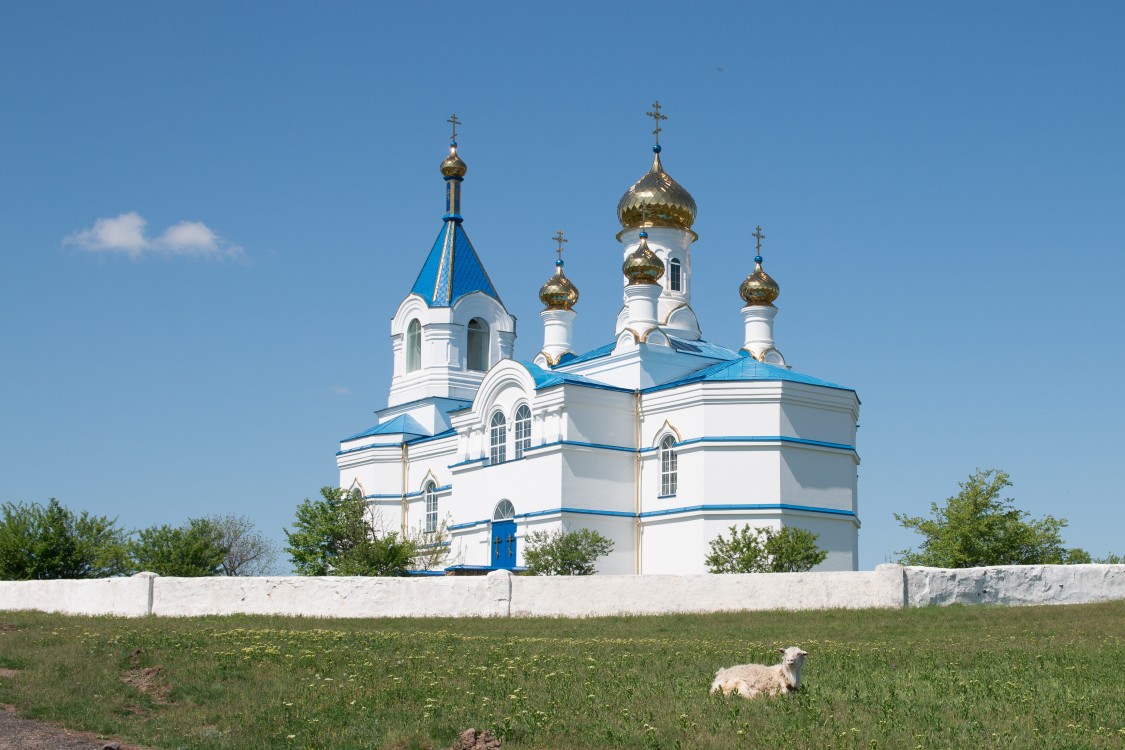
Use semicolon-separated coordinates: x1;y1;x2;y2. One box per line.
489;411;507;464
513;404;531;459
660;435;678;496
424;481;438;534
467;318;489;371
669;258;682;292
493;499;516;521
406;319;422;373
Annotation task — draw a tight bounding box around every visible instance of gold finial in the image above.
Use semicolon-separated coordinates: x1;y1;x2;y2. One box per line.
752;225;766;256
447;113;462;142
552;229;567;261
646;101;667;145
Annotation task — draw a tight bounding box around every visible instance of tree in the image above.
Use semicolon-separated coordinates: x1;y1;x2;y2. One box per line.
129;518;227;577
705;525;827;573
208;514;278;576
0;499;129;580
284;487;416;576
408;514;461;572
523;528;614;575
894;468;1083;567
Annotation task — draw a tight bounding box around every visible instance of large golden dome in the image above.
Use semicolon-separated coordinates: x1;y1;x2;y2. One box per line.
622;232;665;285
617;146;697;235
539;260;579;310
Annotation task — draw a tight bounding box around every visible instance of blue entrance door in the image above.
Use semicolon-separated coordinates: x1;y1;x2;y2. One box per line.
490;520;517;569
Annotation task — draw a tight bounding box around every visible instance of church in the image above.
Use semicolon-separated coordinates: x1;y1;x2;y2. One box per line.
337;107;861;574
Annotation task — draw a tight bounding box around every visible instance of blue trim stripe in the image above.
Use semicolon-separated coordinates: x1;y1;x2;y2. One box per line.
524;439;638;455
363;484;453;501
337;441;405;456
447;503;853;532
640;503;856;519
678;436;856;452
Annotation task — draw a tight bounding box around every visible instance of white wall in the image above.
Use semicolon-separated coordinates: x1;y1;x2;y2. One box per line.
4;565;1124;618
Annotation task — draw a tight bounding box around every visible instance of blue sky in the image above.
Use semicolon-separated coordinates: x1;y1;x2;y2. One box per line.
2;1;1123;571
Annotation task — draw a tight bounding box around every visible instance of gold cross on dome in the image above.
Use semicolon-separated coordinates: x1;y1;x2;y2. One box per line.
552;229;567;260
447;113;462;141
646;100;667;144
752;225;766;254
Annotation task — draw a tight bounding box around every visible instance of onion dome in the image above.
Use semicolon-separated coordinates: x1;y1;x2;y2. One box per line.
440;141;467;178
617;145;697;233
539;258;579;310
740;253;780;307
622;231;665;285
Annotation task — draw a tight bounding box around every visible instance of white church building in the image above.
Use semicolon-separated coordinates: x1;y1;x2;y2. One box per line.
337;108;861;574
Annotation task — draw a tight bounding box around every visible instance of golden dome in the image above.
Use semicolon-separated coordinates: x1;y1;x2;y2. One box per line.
740;255;780;306
622;232;665;285
440;144;467;178
539;260;579;310
617;146;697;235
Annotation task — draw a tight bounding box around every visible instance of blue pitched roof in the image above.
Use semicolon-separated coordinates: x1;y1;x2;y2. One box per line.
410;221;501;307
556;337;738;369
342;414;431;441
647;351;852;392
519;361;632;393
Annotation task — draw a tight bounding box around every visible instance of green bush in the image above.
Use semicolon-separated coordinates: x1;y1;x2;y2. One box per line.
523;528;614;575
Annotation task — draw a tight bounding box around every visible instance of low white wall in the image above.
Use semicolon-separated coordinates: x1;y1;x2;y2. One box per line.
509;565;905;617
0;573;153;617
2;564;1124;618
904;564;1125;607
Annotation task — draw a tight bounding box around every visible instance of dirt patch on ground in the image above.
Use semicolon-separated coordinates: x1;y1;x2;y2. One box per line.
120;666;172;705
0;668;19;679
0;704;154;750
0;624;19;632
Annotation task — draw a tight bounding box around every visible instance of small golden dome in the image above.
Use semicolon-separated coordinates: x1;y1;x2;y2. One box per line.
622;233;665;285
440;144;467;178
740;255;780;306
617;147;697;234
539;261;579;310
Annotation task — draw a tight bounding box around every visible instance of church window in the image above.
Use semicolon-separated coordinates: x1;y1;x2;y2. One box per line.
669;258;682;292
490;411;507;464
406;319;422;373
513;404;531;459
493;499;515;520
424;481;438;534
467;318;489;371
660;435;678;496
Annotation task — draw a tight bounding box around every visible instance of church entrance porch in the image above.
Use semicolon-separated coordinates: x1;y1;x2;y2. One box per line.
490;499;518;569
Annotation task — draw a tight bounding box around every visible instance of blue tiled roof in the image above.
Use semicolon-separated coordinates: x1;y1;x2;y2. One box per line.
647;351;852;392
410;221;501;307
555;341;615;366
342;414;431;442
519;361;632;393
667;337;740;359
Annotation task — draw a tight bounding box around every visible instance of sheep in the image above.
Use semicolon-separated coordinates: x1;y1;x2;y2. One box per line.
710;646;808;699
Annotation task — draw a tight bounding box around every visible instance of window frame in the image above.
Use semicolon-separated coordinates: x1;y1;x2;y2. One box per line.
489;411;507;465
406;319;422;373
660;434;678;496
423;481;438;534
467;318;489;371
669;258;682;292
513;404;531;459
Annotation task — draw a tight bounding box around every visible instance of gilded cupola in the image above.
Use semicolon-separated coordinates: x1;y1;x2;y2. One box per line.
617;101;697;237
739;226;780;307
539;230;579;310
622;231;665;285
440;143;467;178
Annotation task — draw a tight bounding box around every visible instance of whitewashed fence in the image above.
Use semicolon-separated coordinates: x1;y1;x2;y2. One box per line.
1;564;1123;618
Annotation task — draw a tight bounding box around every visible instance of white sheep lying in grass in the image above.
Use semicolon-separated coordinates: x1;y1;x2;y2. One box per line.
710;646;808;699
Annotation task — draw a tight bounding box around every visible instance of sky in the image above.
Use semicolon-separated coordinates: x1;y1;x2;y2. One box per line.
2;1;1123;572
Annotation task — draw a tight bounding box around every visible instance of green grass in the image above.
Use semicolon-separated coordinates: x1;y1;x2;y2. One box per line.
1;602;1123;749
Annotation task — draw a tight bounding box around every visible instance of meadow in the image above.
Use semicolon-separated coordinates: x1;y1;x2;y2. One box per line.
0;602;1123;749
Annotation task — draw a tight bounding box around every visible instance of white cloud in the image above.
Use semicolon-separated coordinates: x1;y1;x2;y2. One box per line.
64;212;243;259
331;385;352;396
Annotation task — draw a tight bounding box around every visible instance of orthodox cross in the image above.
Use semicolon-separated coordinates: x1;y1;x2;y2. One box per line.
646;100;667;144
753;225;766;254
552;229;567;262
447;113;461;141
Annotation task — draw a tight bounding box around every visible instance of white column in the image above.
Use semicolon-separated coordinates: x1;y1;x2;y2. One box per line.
624;284;661;334
539;308;576;363
742;305;777;357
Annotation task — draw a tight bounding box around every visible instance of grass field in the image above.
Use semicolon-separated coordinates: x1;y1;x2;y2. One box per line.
1;602;1123;749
